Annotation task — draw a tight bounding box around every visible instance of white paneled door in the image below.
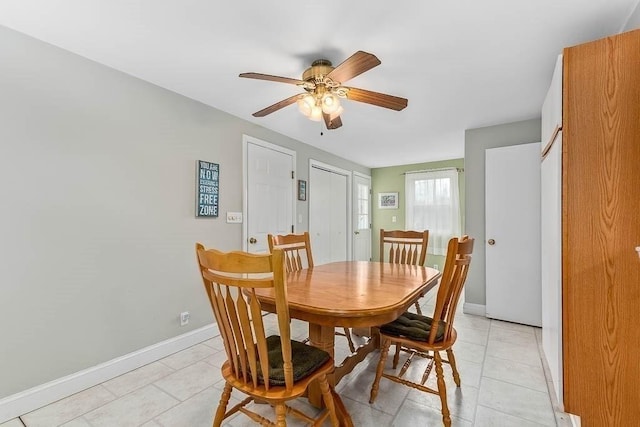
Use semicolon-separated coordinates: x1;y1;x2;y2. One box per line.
353;172;371;261
244;136;295;254
309;161;350;265
485;142;541;327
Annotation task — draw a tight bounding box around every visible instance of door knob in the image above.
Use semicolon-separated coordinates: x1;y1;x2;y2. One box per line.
354;231;360;235
249;237;257;244
488;239;495;245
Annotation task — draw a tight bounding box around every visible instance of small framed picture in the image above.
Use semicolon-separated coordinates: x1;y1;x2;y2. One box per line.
378;192;398;209
297;180;307;201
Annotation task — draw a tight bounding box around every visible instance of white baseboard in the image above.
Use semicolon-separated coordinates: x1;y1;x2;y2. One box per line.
0;323;219;423
462;302;486;316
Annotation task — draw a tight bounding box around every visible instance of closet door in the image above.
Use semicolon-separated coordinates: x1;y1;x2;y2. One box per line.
563;29;640;424
309;164;348;265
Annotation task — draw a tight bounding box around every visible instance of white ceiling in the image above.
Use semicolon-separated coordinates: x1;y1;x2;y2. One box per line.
1;1;637;168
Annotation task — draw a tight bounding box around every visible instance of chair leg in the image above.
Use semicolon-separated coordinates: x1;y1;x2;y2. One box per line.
434;351;451;427
414;300;422;315
343;327;356;353
275;403;287;426
392;342;401;369
446;348;461;387
213;382;232;427
318;374;340;427
370;338;391;403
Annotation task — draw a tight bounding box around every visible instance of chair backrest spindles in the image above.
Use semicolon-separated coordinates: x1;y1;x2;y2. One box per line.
380;229;429;266
268;232;314;272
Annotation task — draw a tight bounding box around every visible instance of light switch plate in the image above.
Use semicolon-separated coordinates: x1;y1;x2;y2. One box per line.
226;212;243;223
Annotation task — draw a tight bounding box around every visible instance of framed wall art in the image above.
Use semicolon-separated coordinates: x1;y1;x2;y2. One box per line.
378;192;398;209
297;179;307;201
196;160;219;217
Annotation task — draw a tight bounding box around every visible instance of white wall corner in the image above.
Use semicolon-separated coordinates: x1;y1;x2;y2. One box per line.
462;302;486;316
0;323;219;424
569;413;581;427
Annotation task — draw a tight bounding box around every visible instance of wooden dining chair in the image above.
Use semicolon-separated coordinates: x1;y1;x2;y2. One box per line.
268;232;356;353
379;229;429;314
267;231;314;273
369;236;474;427
195;243;341;427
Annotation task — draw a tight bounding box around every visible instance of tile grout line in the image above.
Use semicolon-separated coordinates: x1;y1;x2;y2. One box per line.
478;320;557;426
470;318;492;425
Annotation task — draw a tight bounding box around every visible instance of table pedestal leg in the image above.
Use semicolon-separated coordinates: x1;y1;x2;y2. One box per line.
307;324;353;426
307;323;336;406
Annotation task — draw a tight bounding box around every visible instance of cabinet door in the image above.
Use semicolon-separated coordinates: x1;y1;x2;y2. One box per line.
563;29;640;424
541;131;562;407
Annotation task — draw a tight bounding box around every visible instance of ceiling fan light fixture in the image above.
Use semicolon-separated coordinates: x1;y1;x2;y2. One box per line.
297;94;315;116
309;105;323;121
321;93;340;115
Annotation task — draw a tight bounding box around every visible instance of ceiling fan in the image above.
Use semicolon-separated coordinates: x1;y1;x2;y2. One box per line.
239;51;408;130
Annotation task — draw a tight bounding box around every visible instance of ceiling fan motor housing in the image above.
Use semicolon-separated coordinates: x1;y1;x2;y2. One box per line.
302;59;335;85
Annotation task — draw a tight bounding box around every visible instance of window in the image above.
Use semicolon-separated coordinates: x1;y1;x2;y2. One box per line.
356;183;369;229
405;169;461;255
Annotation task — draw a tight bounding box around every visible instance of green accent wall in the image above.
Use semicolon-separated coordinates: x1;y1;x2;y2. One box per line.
371;158;465;269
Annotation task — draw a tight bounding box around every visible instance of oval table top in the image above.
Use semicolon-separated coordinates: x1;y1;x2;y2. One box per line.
254;261;441;327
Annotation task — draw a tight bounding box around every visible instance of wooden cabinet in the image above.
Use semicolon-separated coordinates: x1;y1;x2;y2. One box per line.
541;29;640;425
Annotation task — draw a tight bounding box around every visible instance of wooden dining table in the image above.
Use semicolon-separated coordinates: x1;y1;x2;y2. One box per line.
253;260;441;423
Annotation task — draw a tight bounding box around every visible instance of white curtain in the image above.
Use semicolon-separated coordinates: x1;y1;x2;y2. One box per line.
405;169;461;256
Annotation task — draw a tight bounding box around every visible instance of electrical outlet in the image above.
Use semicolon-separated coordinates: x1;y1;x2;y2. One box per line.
180;311;190;326
434;264;439;271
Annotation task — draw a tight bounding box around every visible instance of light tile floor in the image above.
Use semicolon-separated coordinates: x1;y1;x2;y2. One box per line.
2;292;572;427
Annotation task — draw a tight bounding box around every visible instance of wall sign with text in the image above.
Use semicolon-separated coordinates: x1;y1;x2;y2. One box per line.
196;160;219;217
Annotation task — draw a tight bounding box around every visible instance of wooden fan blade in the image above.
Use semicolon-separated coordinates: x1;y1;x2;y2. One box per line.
252;94;300;117
239;72;306;86
323;113;343;130
326;51;381;83
345;87;408;111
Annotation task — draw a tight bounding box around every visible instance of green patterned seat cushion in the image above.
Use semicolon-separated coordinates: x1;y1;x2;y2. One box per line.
258;335;331;386
380;311;446;342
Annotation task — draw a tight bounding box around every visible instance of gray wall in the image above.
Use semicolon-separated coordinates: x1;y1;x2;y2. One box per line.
0;25;368;398
463;119;541;306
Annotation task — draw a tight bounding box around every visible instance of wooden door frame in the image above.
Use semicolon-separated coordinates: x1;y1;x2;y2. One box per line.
242;134;296;251
308;159;353;261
